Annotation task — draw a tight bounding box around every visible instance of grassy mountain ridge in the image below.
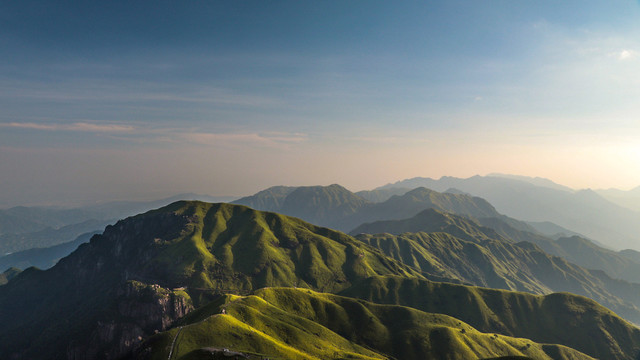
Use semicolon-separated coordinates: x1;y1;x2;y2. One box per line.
140;287;596;360
0;201;425;359
351;208;511;243
352;207;640;311
2;200;640;359
341;275;640;360
355;230;640;325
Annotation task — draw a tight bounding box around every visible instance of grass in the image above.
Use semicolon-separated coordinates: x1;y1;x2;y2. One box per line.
142;287;596;360
341;275;640;360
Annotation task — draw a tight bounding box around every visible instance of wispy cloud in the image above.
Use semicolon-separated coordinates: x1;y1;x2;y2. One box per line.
1;120;309;149
0;121;135;133
0;79;283;109
179;131;308;149
616;49;637;60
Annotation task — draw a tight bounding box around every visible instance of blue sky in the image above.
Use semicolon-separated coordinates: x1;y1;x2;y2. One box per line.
2;1;640;206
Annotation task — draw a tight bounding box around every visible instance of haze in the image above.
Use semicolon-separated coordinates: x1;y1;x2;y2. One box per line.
2;1;640;207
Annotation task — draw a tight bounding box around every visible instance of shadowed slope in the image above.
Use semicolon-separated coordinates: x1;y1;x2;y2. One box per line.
233;184;371;230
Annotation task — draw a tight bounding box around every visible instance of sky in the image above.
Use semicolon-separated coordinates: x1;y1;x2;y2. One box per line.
1;0;640;207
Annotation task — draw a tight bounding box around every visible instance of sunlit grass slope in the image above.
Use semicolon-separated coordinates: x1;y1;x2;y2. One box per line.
141;287;595;360
139;201;423;293
341;275;640;360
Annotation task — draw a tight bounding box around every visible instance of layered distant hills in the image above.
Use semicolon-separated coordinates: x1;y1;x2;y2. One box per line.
352;208;640;323
236;182;640;283
233;184;503;232
379;175;640;250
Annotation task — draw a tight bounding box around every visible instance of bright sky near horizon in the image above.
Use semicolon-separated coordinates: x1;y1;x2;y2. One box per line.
1;1;640;207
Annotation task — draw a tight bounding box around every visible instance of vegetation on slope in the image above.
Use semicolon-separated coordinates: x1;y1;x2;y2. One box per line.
356;231;640;324
0;201;424;359
342;275;640;360
141;287;595;360
351;208;510;243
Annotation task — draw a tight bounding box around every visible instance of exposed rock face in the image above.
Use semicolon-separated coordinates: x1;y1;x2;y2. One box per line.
66;282;193;360
1;206;197;360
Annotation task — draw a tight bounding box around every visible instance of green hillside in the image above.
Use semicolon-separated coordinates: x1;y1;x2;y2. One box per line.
350;207;640;323
356;231;640;324
351;208;510;243
131;201;421;293
3;200;640;359
0;201;423;359
342;275;640;360
140;287;595;360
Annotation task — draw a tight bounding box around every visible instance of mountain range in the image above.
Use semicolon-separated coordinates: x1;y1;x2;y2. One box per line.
3;201;640;359
596;186;640;212
3;174;640;359
378;175;640;250
236;183;640;285
234;185;503;232
351;208;640;324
